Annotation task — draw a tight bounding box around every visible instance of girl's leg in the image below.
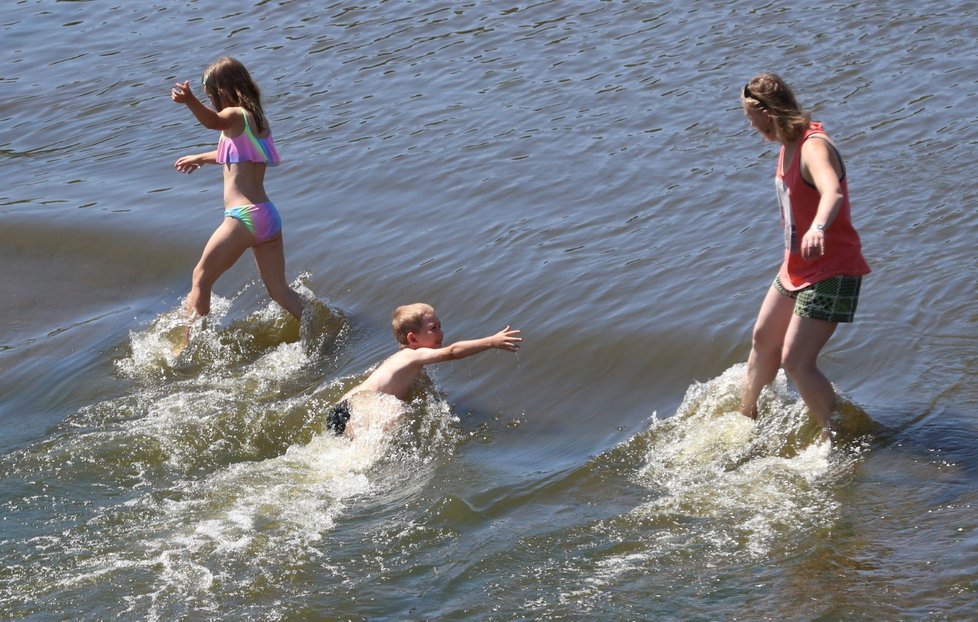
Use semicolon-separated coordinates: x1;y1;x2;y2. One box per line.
740;284;795;418
252;232;304;320
781;315;838;429
186;218;254;317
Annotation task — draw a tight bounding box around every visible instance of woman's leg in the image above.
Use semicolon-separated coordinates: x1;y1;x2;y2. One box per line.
252;232;304;320
740;284;796;418
781;315;838;429
186;218;254;317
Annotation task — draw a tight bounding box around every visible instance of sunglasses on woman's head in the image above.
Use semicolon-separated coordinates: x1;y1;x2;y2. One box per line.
743;83;766;108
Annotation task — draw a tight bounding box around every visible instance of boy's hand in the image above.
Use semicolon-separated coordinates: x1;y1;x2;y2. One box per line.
170;80;196;105
492;326;522;352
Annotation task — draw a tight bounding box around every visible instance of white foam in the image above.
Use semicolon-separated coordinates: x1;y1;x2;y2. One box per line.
626;365;852;561
116;295;234;380
32;292;461;613
106;391;456;597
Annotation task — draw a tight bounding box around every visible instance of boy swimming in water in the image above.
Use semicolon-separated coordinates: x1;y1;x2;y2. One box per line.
326;303;522;437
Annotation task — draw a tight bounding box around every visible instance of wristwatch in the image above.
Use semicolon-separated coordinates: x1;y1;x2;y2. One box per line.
813;223;826;232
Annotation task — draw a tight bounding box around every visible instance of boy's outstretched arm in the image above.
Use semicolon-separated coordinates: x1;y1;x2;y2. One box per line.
342;327;521;402
417;326;521;365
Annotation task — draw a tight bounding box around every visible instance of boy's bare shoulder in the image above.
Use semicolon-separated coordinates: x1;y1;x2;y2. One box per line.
376;347;427;370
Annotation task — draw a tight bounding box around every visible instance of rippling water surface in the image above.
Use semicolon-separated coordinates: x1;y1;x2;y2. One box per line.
2;1;977;620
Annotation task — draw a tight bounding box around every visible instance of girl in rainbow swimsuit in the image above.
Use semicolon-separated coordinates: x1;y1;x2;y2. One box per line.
170;56;304;323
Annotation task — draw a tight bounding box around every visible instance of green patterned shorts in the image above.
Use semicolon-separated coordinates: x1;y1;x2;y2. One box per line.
774;274;863;323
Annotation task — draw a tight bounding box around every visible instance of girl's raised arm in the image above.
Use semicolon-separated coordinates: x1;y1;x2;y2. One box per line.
170;80;239;133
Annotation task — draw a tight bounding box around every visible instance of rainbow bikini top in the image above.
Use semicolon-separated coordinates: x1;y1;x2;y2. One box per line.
216;108;281;166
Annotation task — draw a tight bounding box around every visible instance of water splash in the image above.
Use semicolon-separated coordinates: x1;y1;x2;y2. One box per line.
36;391;462;620
116;275;347;384
540;365;876;613
0;291;464;620
631;365;872;556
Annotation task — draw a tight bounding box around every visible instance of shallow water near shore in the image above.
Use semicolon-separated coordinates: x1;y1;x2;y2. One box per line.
2;1;977;620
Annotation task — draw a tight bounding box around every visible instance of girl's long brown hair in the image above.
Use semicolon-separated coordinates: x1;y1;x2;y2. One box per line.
201;57;269;133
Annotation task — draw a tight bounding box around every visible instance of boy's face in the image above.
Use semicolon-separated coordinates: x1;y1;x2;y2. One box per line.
409;312;444;349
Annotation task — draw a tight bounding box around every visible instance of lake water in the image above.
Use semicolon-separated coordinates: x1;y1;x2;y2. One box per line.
2;1;977;620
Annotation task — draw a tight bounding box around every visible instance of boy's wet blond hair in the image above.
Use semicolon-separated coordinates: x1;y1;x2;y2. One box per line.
391;303;435;345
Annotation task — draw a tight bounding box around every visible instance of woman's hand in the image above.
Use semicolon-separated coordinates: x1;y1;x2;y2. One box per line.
800;227;825;260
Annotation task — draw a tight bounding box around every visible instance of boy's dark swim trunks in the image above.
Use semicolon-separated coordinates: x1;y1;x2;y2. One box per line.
326;400;351;435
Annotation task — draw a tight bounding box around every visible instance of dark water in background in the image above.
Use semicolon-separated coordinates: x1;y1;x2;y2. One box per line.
2;1;977;620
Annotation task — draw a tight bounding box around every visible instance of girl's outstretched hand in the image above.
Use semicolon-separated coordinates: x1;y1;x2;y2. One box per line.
170;80;194;104
174;154;202;174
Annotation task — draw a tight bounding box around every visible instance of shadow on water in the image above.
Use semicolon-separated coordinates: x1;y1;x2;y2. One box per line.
855;399;978;492
0;219;196;348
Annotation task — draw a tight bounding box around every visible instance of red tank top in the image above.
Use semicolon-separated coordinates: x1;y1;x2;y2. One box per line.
776;122;870;290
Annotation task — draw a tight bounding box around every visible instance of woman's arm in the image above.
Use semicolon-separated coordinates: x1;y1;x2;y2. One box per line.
800;137;845;260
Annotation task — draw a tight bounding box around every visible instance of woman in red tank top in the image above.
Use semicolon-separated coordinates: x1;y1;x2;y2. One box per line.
739;72;870;437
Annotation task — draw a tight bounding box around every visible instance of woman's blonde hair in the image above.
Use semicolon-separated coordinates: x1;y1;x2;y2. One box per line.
201;56;269;133
742;72;810;143
391;303;435;345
